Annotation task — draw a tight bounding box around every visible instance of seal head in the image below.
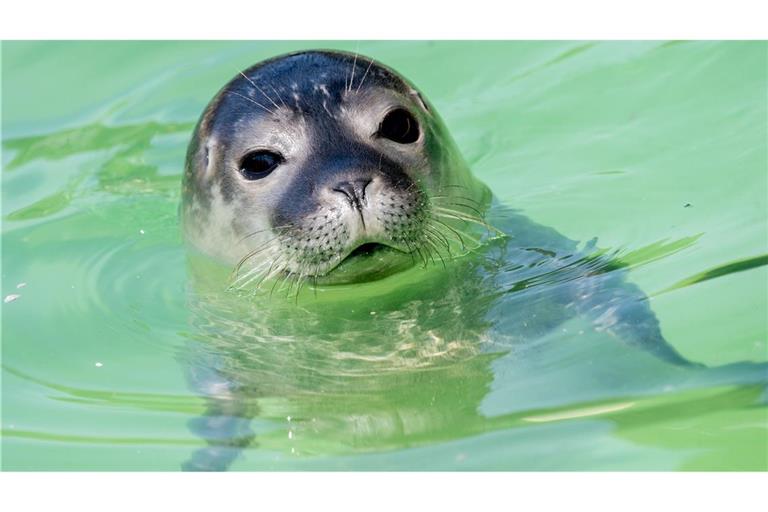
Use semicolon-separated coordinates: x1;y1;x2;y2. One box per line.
182;50;490;286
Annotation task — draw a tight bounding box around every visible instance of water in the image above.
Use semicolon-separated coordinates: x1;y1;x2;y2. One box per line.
2;41;766;471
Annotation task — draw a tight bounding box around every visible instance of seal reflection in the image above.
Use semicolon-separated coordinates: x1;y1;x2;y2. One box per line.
179;207;703;471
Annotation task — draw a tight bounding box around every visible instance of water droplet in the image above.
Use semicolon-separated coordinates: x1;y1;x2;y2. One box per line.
95;362;103;368
4;294;21;303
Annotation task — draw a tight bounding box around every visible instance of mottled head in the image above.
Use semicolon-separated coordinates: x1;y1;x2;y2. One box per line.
182;50;489;286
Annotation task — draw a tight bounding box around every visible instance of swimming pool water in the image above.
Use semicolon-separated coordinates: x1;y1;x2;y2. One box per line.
2;41;766;470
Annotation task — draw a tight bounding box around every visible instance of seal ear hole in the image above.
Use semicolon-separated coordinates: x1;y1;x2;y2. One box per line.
378;108;420;144
239;150;284;180
202;143;215;179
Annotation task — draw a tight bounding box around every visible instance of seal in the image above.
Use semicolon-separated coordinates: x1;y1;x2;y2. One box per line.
178;50;708;471
182;50;491;287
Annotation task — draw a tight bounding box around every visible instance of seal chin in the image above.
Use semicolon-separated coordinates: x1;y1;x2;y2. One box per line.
316;242;415;285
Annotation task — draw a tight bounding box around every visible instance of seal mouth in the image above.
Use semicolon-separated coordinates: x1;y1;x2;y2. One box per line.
344;242;390;260
319;241;413;284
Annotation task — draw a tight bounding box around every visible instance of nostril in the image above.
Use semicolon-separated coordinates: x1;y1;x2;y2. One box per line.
332;182;356;202
332;178;372;206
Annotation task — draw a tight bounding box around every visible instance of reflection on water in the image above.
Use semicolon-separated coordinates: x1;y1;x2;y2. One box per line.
3;41;767;471
178;205;767;470
4;121;193;222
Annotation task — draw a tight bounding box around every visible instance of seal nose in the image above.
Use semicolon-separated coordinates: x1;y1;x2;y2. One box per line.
332;178;371;210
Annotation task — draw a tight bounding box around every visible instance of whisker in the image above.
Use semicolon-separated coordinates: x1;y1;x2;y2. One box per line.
232;252;270;286
345;55;351;92
423;233;447;269
401;238;419;266
431;195;483;207
231;249;285;288
433;207;505;236
270;269;288;299
237;225;291;245
238;70;281;111
423;225;452;253
284;272;301;299
404;180;420;194
348;50;359;93
227;91;274;115
423;239;438;267
268;83;289;109
293;271;309;304
253;257;288;290
229;261;278;290
232;236;283;278
432;200;486;218
234;259;277;290
405;239;426;267
433;207;484;223
281;271;295;299
355;58;375;93
417;244;431;268
430;215;482;247
286;266;306;299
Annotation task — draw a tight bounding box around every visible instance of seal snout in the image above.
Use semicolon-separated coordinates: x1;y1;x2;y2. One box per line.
332;178;371;211
332;177;372;231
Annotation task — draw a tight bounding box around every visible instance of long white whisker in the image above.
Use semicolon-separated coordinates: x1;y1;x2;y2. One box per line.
435;200;486;218
348;50;359;92
433;207;505;236
232;237;283;277
252;256;288;290
232;260;274;289
356;58;375;94
231;259;272;289
237;226;290;245
270;267;291;299
292;269;309;303
268;83;289;109
227;91;274;115
431;195;483;206
232;247;284;286
430;216;480;248
238;71;281;111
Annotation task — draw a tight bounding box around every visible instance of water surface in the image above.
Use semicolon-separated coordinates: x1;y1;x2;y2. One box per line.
2;41;767;470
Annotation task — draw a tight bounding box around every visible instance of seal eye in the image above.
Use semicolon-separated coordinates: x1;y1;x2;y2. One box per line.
239;150;283;180
378;108;420;144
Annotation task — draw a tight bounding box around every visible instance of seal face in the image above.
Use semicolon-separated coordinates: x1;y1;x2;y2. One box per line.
182;50;490;286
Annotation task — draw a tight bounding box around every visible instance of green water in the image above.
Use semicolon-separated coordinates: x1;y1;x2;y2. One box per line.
2;41;767;471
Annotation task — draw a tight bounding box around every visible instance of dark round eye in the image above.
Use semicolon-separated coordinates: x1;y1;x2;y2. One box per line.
239;150;283;180
377;108;420;144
